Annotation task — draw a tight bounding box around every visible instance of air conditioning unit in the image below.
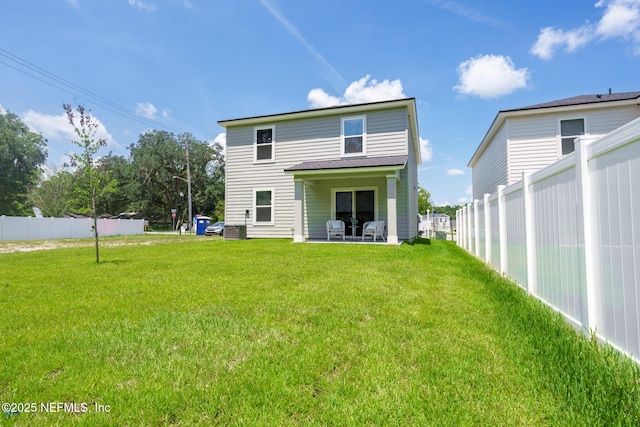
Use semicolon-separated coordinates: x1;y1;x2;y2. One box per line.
224;225;247;240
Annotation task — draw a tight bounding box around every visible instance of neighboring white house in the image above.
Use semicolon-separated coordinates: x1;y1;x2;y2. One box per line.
218;98;421;244
419;213;451;234
468;91;640;199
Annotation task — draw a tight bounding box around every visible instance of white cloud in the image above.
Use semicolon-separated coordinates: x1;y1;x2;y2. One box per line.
466;185;473;195
307;75;406;108
162;109;171;119
531;0;640;59
307;89;342;109
420;137;433;162
22;110;117;148
446;168;465;176
0;104;4;114
454;55;529;99
135;102;158;119
457;197;469;204
212;132;226;155
66;0;80;8
530;26;593;60
128;0;156;12
596;0;640;41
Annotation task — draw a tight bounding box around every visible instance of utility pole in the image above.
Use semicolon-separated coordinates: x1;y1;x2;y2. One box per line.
186;134;193;234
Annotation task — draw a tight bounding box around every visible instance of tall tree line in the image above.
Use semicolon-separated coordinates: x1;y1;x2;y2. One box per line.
1;110;225;223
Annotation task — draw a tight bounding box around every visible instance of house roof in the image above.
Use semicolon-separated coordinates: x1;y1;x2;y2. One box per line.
468;91;640;167
285;155;408;172
218;98;421;165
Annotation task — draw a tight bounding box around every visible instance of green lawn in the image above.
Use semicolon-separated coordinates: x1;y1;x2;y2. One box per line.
0;236;638;426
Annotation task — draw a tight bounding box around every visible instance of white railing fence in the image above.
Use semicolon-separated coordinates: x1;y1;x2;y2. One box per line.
0;216;145;241
457;117;640;363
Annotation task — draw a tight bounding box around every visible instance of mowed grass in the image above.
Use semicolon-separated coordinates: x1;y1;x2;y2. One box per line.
0;236;639;426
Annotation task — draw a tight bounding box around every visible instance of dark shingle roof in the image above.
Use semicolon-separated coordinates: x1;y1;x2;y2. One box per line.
505;91;640;112
285;155;408;172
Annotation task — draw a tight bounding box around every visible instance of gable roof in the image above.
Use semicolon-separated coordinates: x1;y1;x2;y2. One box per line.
506;91;640;112
468;91;640;167
218;98;421;165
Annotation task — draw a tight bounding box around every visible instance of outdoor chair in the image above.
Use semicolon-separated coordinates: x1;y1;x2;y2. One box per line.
362;220;386;242
326;220;346;241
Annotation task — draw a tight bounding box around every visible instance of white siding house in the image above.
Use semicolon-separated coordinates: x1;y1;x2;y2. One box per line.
469;91;640;199
218;98;421;244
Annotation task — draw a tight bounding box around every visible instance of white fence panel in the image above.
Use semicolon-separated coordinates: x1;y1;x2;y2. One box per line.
456;116;640;362
503;183;528;290
477;199;486;261
0;217;144;241
530;160;586;328
590;131;640;358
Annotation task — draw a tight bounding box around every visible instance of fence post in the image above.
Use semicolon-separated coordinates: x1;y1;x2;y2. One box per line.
575;138;598;334
497;185;507;275
523;171;537;295
484;193;491;264
1;215;4;241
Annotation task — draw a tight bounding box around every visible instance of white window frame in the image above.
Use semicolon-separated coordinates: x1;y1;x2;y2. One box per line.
341;115;367;157
254;125;275;163
558;117;587;156
253;188;275;225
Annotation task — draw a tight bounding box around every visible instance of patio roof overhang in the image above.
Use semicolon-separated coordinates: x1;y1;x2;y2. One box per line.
284;155;407;183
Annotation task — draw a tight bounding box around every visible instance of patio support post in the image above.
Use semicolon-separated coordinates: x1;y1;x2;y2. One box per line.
386;174;398;244
293;179;305;243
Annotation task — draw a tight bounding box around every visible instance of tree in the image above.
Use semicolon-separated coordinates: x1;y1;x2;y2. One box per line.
94;153;141;215
63;103;116;263
28;166;75;217
0;110;48;215
417;186;432;215
130;130;225;226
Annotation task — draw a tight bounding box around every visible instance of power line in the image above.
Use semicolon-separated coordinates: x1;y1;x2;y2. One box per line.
0;47;182;134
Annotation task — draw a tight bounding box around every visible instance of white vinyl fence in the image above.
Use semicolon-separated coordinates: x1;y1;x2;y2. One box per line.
457;117;640;363
0;216;144;241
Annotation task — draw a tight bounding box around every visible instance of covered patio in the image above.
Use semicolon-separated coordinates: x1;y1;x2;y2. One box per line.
284;155;409;244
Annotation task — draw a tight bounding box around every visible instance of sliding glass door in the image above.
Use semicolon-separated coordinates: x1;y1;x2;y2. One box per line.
334;189;375;236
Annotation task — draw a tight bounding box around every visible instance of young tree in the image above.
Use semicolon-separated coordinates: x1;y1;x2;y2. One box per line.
63;103;116;263
0;110;48;215
417;186;432;215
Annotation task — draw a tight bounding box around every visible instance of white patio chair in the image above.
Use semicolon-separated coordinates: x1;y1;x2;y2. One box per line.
326;220;346;241
362;220;386;242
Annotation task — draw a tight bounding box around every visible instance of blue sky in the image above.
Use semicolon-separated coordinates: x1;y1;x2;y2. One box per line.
1;0;639;206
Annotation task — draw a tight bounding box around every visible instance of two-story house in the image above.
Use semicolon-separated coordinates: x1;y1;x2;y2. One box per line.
218;98;421;244
468;91;640;199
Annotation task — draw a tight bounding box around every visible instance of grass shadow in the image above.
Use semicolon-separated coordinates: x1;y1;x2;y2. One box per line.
406;238;431;246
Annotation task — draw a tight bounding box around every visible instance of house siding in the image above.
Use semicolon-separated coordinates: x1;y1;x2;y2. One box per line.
586;105;640;134
472;123;508;200
225;105;413;239
406;123;419;241
508;114;558;184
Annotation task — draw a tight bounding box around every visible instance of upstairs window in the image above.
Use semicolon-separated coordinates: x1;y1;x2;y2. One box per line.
341;116;366;156
560;118;585;155
255;126;274;162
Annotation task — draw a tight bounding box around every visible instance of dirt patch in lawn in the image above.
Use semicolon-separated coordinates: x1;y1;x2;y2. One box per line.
0;234;196;254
